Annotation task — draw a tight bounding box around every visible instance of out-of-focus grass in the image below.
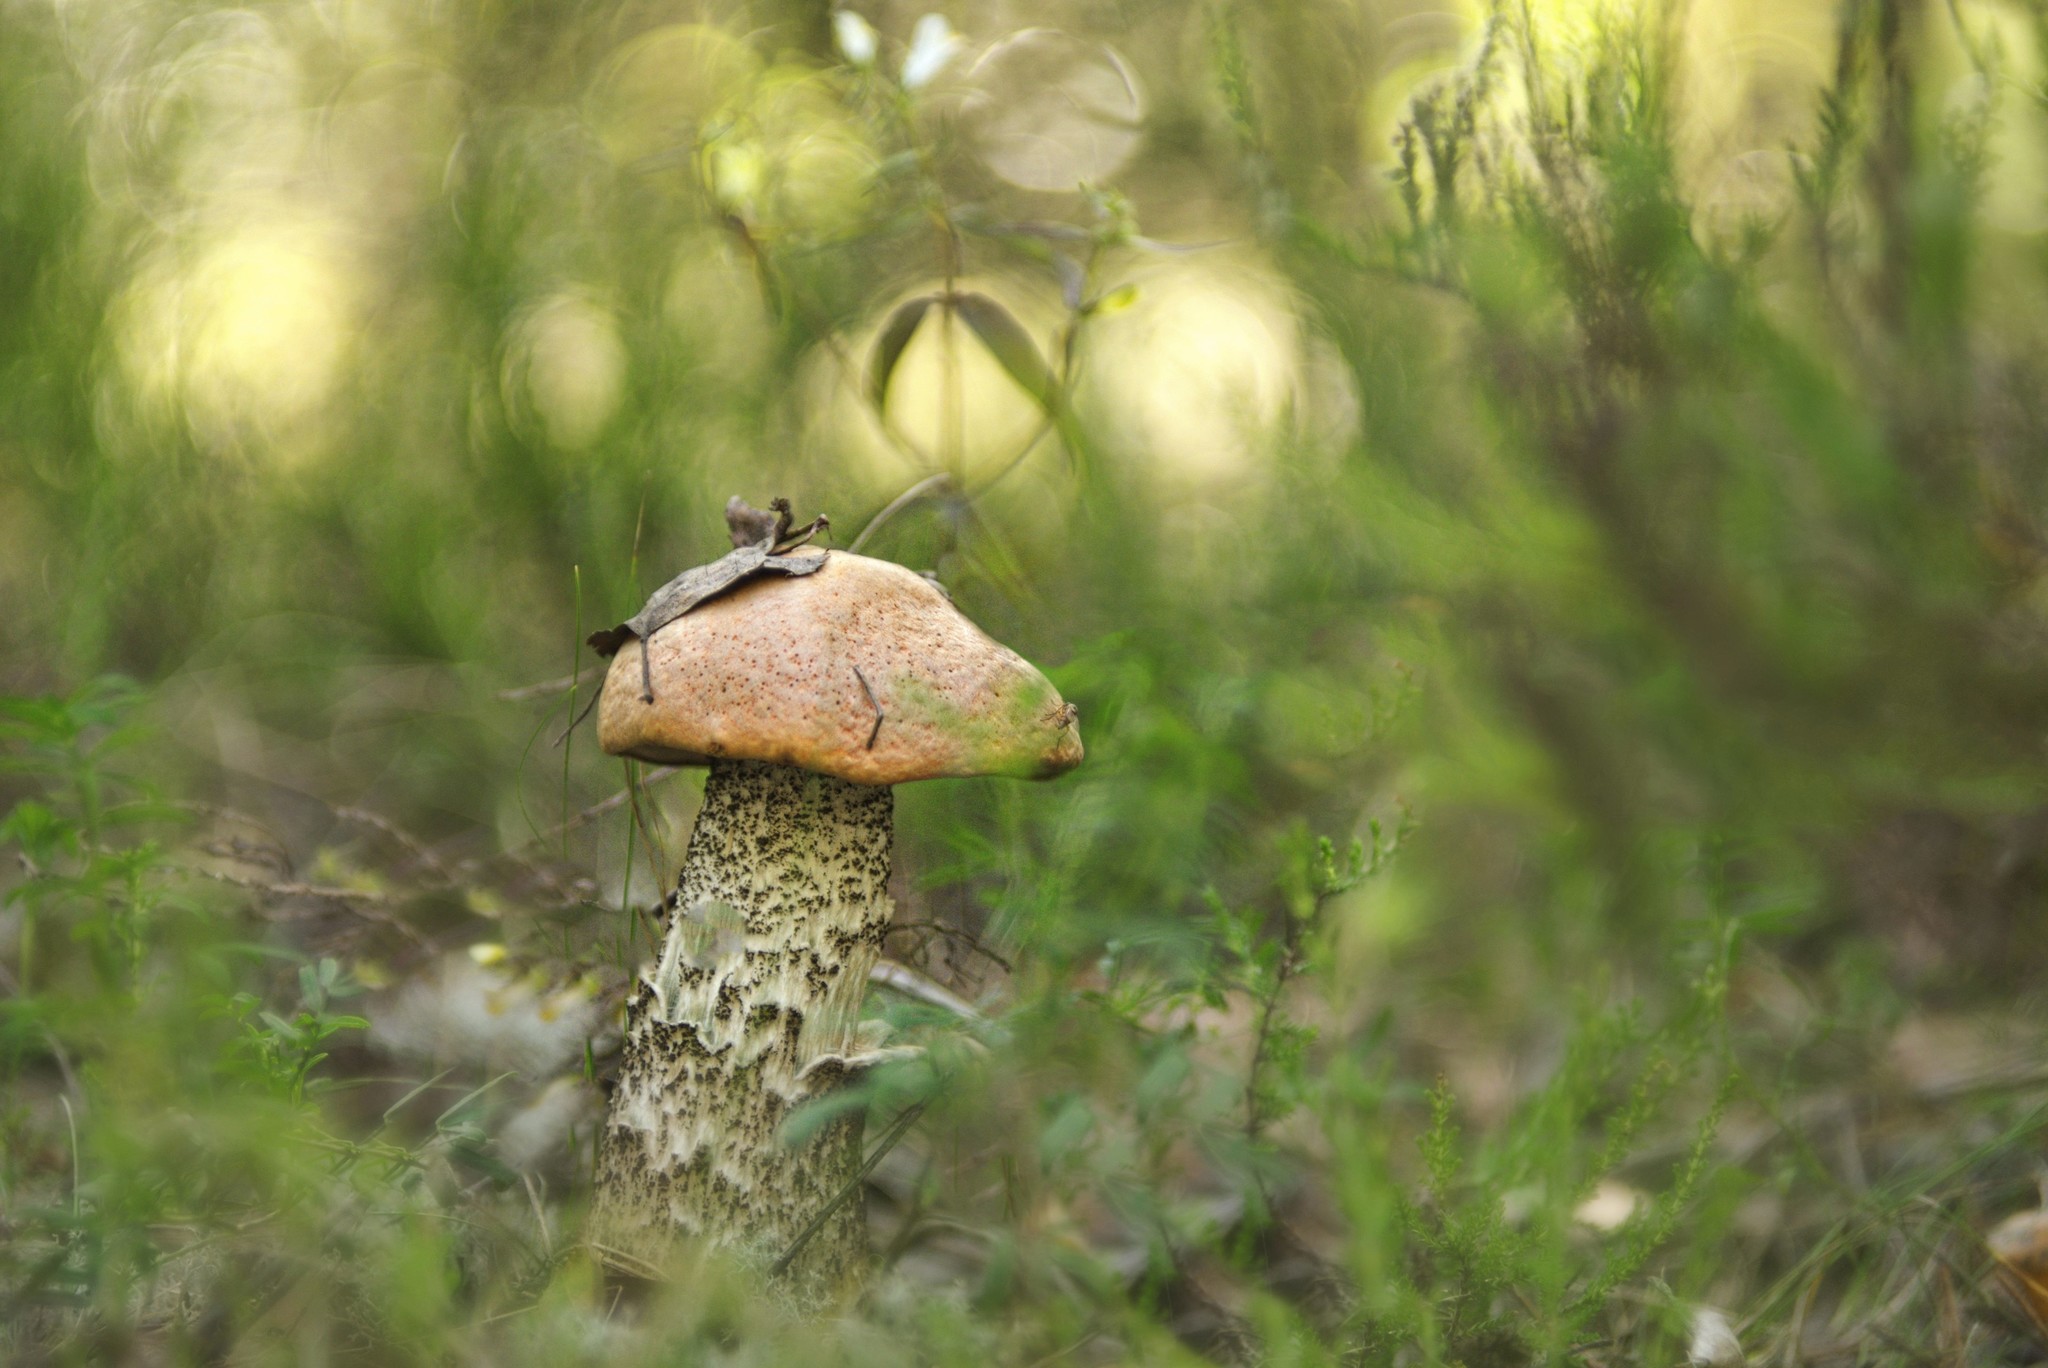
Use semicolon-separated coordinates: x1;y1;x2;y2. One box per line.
6;0;2048;1363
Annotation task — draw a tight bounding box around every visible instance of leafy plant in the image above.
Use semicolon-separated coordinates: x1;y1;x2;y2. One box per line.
0;676;163;992
208;956;369;1104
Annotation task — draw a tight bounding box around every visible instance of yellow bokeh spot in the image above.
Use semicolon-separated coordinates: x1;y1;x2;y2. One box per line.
503;292;628;452
1077;257;1302;494
700;69;878;242
587;23;761;167
116;213;360;459
880;300;1051;485
815;280;1064;498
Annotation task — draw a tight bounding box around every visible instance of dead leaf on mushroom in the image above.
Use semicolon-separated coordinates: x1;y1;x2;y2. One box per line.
587;496;831;703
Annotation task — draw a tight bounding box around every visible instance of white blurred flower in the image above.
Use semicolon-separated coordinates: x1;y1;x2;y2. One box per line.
901;14;962;91
833;10;879;67
371;955;603;1079
1687;1307;1743;1368
498;1076;602;1172
962;30;1143;191
1572;1178;1646;1231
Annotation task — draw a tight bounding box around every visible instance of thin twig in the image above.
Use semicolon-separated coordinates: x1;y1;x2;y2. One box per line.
165;801;296;874
522;1172;554;1262
335;806;453;886
1019;1330;1105;1368
848;471;954;553
868;958;984;1020
771;1100;929;1276
884;919;1013;973
501;767;687;856
0;959;83;1103
623;766;672;904
853;665;885;749
167;864;432;950
1783;1270;1822;1368
497;671;588;703
1243;937;1302;1142
60;1094;80;1217
169;864;400;904
475;1298;548;1327
582;1239;668;1282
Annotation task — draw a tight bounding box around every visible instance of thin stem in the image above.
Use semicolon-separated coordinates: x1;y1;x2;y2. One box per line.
164;865;431;950
496;669;591;702
941;303;962;475
1242;936;1302;1143
563;564;582;868
0;959;81;1102
771;1100;929;1276
334;806;451;886
501;766;684;854
848;471;954;553
620;760;639;973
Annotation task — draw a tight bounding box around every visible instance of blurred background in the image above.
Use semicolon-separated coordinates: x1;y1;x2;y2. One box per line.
7;0;2048;1362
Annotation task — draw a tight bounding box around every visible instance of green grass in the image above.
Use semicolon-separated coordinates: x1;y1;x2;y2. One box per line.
6;0;2048;1362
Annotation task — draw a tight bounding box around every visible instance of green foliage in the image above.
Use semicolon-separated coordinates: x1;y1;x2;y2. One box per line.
0;678;170;997
207;957;369;1104
1313;933;1738;1368
6;0;2048;1362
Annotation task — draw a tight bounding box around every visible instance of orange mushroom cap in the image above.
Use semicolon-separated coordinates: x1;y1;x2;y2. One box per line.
596;551;1083;786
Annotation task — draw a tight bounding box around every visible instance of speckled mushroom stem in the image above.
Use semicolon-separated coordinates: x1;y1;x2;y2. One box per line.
591;759;894;1303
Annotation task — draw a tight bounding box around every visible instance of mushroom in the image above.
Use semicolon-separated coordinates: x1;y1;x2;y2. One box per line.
587;519;1082;1303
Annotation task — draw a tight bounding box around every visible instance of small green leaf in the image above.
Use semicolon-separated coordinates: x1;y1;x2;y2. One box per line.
1085;283;1139;315
780;1086;871;1148
950;292;1058;411
1036;1093;1096;1171
1;801;74;863
1135;1043;1192;1119
868;295;937;412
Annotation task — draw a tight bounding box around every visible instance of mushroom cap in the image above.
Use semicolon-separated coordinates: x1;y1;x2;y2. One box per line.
596;551;1083;785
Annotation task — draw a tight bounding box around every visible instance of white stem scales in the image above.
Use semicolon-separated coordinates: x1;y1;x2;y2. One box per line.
592;760;895;1301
